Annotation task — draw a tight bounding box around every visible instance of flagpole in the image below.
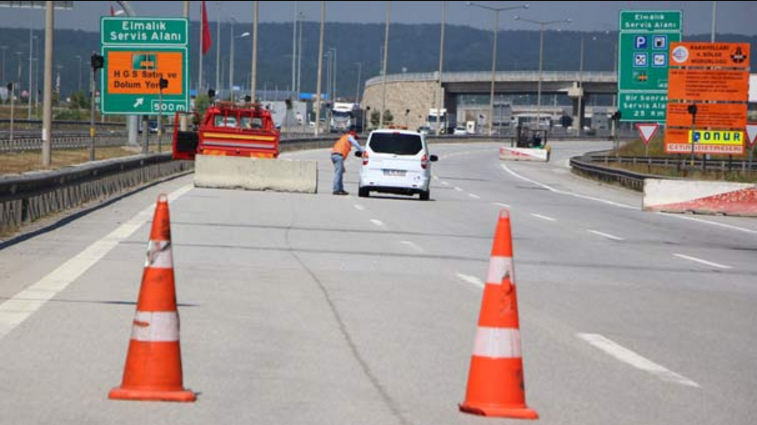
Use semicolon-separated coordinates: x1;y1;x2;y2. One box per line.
199;1;204;92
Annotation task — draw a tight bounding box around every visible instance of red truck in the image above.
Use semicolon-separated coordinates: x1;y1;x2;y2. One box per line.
172;102;280;160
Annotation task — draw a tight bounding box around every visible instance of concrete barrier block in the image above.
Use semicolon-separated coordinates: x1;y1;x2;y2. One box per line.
499;147;549;162
643;179;757;217
194;155;318;194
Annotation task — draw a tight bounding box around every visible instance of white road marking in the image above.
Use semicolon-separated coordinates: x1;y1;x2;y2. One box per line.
656;213;757;235
501;163;757;236
501;163;636;209
578;333;700;388
399;241;423;253
370;219;385;227
531;213;557;222
456;273;485;289
441;181;450;186
0;185;193;340
454;187;464;192
673;254;732;270
432;175;439;180
354;204;365;211
587;230;625;241
469;193;481;199
494;202;511;209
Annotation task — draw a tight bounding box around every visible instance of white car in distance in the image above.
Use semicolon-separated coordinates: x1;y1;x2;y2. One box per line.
357;129;438;201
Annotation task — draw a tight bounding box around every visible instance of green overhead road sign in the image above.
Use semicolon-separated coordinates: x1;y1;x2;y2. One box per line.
100;17;189;115
618;10;682;123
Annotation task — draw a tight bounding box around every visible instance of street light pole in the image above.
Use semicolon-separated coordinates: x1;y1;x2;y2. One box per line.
297;12;304;95
215;1;221;93
292;1;297;98
76;55;82;93
469;2;528;136
435;1;446;136
515;16;571;130
379;1;390;129
251;1;259;103
0;46;7;85
711;1;717;42
42;0;53;167
28;27;35;120
577;35;584;136
314;0;325;137
355;62;362;103
230;31;251;101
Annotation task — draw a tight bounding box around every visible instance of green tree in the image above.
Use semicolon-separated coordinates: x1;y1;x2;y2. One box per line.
383;109;393;125
370;110;380;128
69;90;90;110
194;94;211;125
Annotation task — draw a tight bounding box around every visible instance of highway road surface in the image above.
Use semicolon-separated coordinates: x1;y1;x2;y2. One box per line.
0;141;755;425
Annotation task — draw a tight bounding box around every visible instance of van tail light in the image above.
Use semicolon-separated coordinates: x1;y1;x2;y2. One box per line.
362;151;369;166
421;154;428;169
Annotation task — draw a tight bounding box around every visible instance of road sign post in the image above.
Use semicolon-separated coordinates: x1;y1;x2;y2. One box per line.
100;18;189;116
618;11;682;123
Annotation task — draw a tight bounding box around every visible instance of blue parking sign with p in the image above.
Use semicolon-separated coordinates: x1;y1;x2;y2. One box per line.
635;36;647;49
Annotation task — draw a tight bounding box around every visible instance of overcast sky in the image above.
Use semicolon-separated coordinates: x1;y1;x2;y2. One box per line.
0;1;755;36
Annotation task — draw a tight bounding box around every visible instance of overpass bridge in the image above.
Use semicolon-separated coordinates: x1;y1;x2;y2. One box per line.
361;71;617;131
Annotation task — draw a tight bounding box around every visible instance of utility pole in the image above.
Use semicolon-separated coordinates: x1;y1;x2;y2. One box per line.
436;1;446;136
42;1;54;167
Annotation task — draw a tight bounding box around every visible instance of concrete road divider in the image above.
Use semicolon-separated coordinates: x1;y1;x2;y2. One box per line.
194;155;318;193
643;179;757;217
499;147;550;162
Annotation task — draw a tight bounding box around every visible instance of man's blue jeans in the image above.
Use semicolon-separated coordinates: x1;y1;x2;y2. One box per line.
331;153;345;193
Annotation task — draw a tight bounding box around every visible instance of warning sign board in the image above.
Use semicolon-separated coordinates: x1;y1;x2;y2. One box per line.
747;124;757;148
665;41;750;156
669;42;749;68
636;123;660;145
664;128;745;155
668;69;749;102
666;103;747;128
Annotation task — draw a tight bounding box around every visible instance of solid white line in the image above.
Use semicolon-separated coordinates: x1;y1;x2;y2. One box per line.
354;204;365;211
656;212;757;235
587;230;625;241
673;254;732;270
578;333;700;388
0;185;193;340
501;163;636;209
531;213;557;222
501;163;757;236
455;273;485;289
454;187;464;192
399;241;423;253
494;202;511;209
469;193;481;199
370;219;385;227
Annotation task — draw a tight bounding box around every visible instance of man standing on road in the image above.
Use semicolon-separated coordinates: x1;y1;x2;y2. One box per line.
331;129;363;195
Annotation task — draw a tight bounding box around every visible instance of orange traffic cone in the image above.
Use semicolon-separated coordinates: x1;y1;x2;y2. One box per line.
459;209;538;419
109;194;195;402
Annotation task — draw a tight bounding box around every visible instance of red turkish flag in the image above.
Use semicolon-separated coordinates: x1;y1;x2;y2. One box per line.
201;1;212;55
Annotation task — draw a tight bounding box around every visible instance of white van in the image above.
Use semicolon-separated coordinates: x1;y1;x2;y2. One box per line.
357;129;439;200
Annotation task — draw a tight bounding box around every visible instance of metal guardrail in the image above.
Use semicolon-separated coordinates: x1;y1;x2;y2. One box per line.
0;153;193;234
569;154;757;192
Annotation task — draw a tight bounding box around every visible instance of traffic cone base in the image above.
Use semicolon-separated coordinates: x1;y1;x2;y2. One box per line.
459;403;539;419
109;387;196;403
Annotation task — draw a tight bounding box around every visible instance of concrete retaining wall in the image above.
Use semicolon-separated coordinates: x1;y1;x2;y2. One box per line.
194;155;318;194
643;179;757;217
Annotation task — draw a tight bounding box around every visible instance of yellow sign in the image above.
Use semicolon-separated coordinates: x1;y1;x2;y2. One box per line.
688;130;743;145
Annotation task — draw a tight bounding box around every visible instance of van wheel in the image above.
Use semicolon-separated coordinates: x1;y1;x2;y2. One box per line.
419;190;430;201
358;187;369;198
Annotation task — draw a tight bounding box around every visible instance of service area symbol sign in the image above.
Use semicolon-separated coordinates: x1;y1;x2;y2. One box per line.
100;17;189;115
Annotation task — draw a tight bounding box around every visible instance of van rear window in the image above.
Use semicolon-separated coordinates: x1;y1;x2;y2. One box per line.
368;133;423;155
